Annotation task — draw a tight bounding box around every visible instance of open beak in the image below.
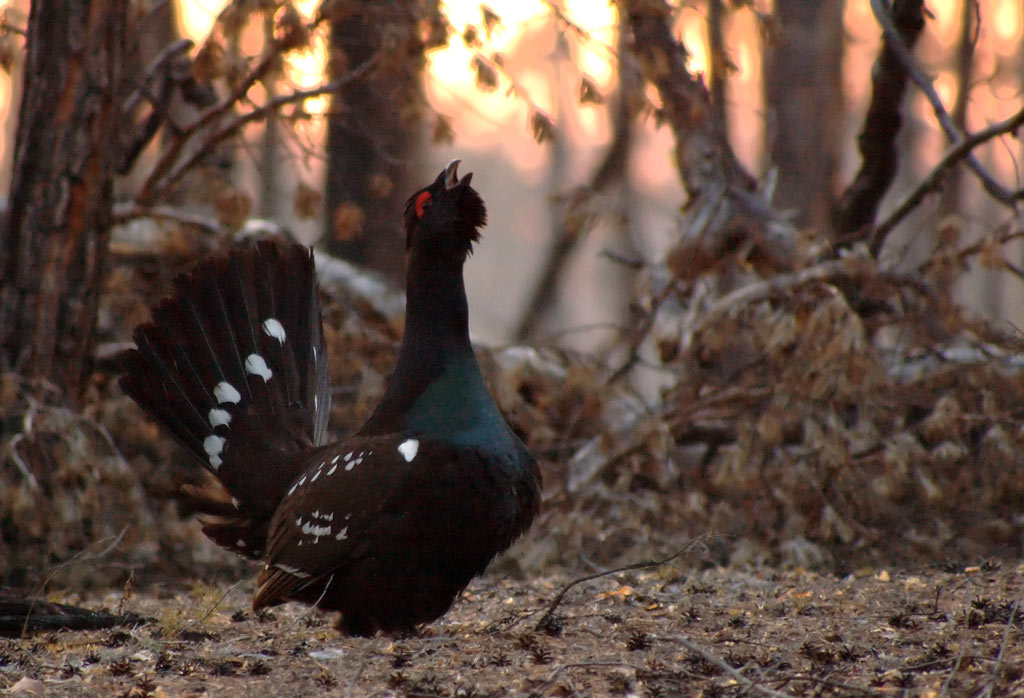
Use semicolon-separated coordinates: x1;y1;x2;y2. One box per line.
443;159;472;189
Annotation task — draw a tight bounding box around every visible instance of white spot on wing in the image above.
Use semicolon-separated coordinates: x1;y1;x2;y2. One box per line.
236;539;246;547
335;526;348;541
208;408;232;428
274;563;311;579
327;463;337;476
262;318;286;343
245;353;273;381
398;438;419;462
301;521;331;541
214;381;241;404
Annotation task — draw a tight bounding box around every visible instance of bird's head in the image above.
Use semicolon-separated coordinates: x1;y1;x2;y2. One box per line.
403;160;487;258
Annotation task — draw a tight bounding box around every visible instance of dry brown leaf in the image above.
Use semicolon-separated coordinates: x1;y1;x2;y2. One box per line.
332;202;365;242
473;55;498;92
192;39;225;82
433;113;455;144
367;173;393;200
293;182;321;220
215;188;252;230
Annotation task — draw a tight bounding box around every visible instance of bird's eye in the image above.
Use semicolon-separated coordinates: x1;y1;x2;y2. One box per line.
415;191;433;218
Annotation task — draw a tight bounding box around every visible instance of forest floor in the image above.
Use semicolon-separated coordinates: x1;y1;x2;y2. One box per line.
2;562;1023;697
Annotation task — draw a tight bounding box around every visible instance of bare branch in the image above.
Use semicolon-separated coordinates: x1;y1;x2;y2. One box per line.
671;634;800;698
833;0;925;244
869;0;1015;206
534;544;697;632
871;105;1024;251
112;202;227;236
141;54;379;204
136;40;287;203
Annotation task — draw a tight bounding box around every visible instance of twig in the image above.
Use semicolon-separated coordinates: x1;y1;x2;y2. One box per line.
0;18;27;36
284;573;335;632
976;590;1022;698
175;579;244;637
118;39;197;173
871;105;1024;251
137;38;289;203
344;657;368;698
18;527;132;637
1;434;39;491
868;0;1015;205
672;633;798;698
607;278;677;385
513;31;635;343
535;662;644;695
112;202;227;236
533;545;695;631
146;55;379;203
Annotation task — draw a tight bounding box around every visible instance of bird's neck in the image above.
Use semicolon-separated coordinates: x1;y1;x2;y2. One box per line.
360;247;492;436
401;248;472;356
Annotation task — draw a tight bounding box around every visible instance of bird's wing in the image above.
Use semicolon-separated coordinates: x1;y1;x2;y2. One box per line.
252;433;434;609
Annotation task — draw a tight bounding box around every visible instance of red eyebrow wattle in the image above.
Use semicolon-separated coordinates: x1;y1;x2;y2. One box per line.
415;191;432;218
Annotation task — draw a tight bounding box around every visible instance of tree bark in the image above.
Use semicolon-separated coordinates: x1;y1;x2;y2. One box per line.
323;1;426;278
0;0;126;400
622;0;794;280
764;0;844;232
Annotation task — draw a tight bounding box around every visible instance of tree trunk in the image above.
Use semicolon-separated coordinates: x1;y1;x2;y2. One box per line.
0;0;126;401
323;2;424;278
764;0;844;233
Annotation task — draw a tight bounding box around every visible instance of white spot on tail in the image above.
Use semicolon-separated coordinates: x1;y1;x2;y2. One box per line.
398;439;419;462
345;460;355;471
208;408;232;428
204;435;225;456
236;539;246;547
327;463;338;476
245;353;273;381
335;526;348;541
204;435;226;469
262;318;286;344
214;381;241;404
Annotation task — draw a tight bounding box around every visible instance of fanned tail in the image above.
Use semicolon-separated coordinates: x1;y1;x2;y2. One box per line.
120;239;330;556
